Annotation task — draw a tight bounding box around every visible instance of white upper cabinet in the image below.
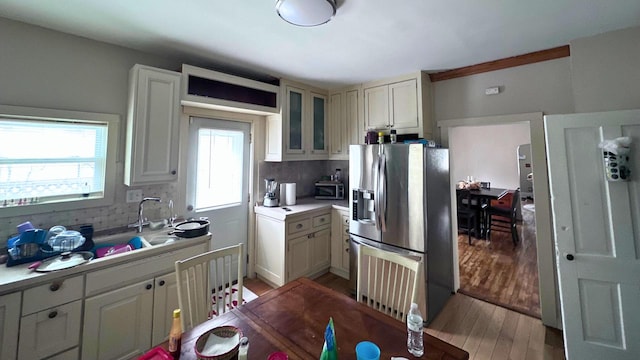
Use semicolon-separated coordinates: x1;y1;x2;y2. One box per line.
125;65;181;185
329;86;362;159
363;72;433;139
265;80;328;161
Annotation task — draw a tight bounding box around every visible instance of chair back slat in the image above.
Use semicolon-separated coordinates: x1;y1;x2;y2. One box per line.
357;245;422;322
175;243;244;330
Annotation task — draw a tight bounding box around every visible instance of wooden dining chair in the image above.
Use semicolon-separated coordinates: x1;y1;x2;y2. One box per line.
174;243;243;330
356;245;422;323
456;189;478;244
486;189;520;245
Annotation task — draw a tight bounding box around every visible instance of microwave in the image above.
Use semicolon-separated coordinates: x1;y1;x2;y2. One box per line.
315;181;345;200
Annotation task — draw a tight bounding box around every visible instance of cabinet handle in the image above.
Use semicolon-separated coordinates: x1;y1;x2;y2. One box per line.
337;149;341;153
158;280;166;286
48;311;58;319
344;239;349;243
49;283;61;292
146;284;153;290
566;254;575;261
171;170;177;175
319;218;325;223
296;224;303;229
345;248;349;252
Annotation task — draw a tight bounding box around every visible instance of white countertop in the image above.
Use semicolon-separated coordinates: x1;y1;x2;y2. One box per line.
255;197;349;221
0;231;209;295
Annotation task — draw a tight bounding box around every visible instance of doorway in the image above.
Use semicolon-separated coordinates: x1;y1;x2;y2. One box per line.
449;122;539;317
439;112;560;327
185;117;251;277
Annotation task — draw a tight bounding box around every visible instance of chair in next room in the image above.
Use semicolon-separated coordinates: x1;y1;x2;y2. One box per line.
486;188;521;246
457;189;479;244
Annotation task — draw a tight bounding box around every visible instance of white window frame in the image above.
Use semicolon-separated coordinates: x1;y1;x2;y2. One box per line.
0;105;119;217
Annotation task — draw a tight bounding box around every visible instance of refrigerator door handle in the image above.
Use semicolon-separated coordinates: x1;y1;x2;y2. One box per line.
379;153;387;232
374;156;381;231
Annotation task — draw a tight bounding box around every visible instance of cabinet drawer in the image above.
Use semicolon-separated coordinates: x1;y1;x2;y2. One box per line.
287;219;311;235
86;244;206;296
19;300;82;360
22;276;83;315
312;214;330;228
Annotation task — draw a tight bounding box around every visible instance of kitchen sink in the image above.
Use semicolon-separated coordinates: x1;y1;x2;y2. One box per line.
91;228;179;258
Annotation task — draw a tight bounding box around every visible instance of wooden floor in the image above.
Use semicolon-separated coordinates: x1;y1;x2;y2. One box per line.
457;223;541;318
244;273;565;360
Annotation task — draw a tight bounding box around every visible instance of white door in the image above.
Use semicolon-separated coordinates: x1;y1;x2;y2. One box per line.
545;109;640;360
186;117;250;273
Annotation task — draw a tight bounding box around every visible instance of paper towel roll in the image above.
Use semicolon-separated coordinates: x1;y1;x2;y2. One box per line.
279;184;287;206
285;183;296;205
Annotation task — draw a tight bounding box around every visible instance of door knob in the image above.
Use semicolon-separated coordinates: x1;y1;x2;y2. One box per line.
566;254;574;261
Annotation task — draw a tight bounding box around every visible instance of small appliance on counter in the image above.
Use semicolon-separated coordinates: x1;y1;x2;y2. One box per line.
263;178;279;207
315;180;344;200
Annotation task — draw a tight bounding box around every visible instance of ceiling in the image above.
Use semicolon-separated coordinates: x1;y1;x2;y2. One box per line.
1;0;639;89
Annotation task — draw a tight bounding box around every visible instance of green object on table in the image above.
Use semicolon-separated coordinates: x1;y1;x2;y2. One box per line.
320;317;338;360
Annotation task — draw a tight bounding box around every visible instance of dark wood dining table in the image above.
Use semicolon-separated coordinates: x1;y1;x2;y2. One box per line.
175;277;468;359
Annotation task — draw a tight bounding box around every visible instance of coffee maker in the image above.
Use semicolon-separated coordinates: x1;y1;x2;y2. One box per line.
263;178;279;207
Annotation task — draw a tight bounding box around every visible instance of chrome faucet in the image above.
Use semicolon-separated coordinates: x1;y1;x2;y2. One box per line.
167;199;177;227
129;197;162;233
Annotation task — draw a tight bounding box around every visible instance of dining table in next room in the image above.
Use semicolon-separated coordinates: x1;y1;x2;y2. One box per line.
456;187;509;238
175;277;469;359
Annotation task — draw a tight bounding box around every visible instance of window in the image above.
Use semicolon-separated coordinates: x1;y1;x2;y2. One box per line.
194;127;245;210
0;105;119;216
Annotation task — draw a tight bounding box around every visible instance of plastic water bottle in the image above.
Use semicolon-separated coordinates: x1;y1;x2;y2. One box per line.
407;302;424;357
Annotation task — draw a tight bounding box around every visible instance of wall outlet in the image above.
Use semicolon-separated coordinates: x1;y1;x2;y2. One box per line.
126;189;143;203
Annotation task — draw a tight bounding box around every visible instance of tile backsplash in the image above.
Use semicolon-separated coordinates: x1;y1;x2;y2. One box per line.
0;166;177;241
258;160;349;199
1;160;350;241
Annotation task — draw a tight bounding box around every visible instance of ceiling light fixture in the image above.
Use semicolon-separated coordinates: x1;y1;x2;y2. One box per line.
275;0;336;27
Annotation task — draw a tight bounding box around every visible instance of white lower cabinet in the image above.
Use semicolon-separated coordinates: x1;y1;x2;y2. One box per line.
255;210;331;287
0;292;21;360
151;272;179;345
1;239;207;360
82;242;206;360
287;234;312;281
19;300;82;360
18;276;84;360
309;228;330;272
82;280;154;360
330;208;350;279
82;272;177;359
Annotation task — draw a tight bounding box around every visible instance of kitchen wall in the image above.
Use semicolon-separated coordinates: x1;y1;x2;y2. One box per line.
433;57;574;122
449;123;530;189
258;160;349;200
0;17;183;240
570;26;640;112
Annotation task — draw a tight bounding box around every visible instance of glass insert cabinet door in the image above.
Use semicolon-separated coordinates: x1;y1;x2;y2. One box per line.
311;92;328;154
286;86;304;154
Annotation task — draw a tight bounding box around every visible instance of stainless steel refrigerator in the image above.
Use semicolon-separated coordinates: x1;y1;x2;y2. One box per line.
517;143;534;200
348;143;454;324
